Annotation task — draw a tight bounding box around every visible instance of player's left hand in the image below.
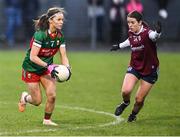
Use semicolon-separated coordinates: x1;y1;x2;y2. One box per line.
66;66;72;81
154;21;162;33
51;68;59;79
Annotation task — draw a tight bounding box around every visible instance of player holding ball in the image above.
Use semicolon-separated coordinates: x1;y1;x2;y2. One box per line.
18;7;71;126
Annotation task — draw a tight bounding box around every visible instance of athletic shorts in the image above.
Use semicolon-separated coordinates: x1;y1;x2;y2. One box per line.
126;66;159;84
22;69;50;83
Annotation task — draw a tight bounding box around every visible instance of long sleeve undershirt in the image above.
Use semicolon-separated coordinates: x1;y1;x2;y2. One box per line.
119;27;161;49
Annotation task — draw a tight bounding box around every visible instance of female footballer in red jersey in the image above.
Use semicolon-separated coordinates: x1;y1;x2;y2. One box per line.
18;7;71;126
111;10;161;122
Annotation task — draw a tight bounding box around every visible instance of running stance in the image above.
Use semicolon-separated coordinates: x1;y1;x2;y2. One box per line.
111;10;161;122
18;7;71;126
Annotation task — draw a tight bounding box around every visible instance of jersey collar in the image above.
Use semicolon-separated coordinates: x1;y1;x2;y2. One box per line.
48;29;57;39
135;25;143;35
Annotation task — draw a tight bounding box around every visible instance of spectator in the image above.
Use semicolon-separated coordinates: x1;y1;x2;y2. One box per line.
4;0;22;47
157;0;169;19
109;0;126;44
126;0;143;14
87;0;105;42
22;0;40;42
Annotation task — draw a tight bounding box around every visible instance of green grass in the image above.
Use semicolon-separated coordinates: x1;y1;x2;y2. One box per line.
0;50;180;136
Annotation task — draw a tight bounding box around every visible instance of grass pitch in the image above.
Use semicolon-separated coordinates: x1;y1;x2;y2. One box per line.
0;50;180;136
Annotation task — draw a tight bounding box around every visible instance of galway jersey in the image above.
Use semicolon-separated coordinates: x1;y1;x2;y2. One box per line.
22;30;65;74
128;23;159;75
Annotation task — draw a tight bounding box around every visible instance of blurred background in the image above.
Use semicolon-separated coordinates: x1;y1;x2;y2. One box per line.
0;0;180;51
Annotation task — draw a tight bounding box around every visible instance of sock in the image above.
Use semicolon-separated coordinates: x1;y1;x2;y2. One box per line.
132;101;144;115
24;94;32;103
132;111;137;116
44;112;52;120
123;100;130;106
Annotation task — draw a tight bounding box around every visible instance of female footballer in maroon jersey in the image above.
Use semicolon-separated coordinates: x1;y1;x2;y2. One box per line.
18;7;71;126
111;10;161;122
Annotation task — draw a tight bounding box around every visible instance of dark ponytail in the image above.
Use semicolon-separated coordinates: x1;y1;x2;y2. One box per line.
34;14;49;31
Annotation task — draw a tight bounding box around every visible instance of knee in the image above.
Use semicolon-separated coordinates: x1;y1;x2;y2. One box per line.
34;99;42;106
135;96;144;105
122;88;132;97
47;92;56;103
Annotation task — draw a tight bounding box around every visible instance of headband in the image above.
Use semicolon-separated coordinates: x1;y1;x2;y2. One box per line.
48;12;62;20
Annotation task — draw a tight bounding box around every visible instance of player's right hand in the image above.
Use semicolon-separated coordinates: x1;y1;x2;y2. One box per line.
110;44;120;51
47;64;59;78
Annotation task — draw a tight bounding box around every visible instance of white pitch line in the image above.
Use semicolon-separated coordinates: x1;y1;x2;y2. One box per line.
56;105;124;129
0;101;124;135
0;129;57;136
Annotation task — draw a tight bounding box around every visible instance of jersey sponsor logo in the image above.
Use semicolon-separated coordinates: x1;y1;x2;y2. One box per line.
131;45;144;51
38;48;59;57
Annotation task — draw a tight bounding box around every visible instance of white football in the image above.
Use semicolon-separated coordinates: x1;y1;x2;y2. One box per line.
54;65;70;82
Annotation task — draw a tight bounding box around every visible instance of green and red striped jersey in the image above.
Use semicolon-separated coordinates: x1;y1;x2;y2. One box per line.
22;30;65;74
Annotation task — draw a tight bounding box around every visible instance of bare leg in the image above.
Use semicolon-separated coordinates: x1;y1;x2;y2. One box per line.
27;82;42;106
132;80;153;114
40;74;56;114
128;80;153;122
115;73;138;116
121;73;139;102
40;74;58;126
18;82;42;112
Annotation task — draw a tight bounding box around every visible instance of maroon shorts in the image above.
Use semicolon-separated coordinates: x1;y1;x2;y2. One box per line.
22;69;50;83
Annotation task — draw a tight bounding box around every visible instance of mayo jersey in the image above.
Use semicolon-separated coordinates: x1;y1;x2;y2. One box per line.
22;30;65;74
128;23;159;75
